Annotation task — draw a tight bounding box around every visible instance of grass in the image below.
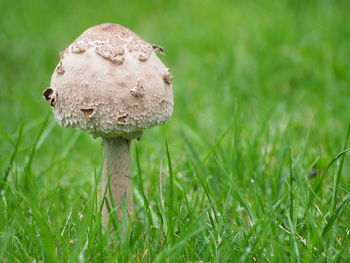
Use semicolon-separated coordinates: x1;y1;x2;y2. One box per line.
1;0;350;262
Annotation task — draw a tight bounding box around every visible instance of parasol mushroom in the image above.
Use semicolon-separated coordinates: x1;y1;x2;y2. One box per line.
43;23;173;225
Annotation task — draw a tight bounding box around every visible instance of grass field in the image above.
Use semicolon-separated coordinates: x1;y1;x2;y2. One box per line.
1;0;350;262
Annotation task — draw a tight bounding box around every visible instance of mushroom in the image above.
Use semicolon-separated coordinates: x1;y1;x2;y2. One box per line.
43;23;173;224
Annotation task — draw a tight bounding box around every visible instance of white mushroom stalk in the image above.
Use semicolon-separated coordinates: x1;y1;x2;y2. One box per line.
43;23;173;225
102;137;132;222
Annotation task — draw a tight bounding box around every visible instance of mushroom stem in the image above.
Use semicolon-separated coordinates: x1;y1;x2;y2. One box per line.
102;137;133;225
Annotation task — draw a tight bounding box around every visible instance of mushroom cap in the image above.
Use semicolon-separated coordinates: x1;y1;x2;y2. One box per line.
45;23;173;138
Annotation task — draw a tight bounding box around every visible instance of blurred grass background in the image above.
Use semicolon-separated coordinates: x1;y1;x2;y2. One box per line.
1;0;350;262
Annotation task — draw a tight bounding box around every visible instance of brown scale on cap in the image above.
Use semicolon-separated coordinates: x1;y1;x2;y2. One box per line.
152;44;165;54
56;61;65;75
50;97;56;107
130;80;145;98
95;45;125;65
59;51;65;59
81;108;95;118
43;88;53;101
163;71;173;84
117;114;129;124
71;44;86;54
43;88;57;107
